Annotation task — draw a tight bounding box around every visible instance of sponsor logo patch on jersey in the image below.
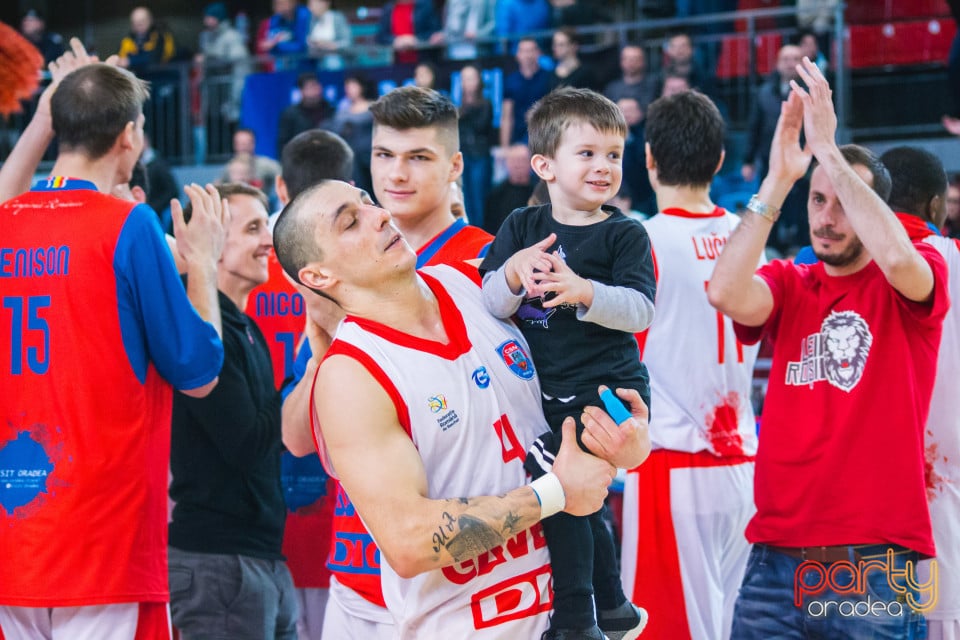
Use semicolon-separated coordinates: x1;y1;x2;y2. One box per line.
0;430;55;516
496;339;535;380
472;366;490;389
428;394;448;413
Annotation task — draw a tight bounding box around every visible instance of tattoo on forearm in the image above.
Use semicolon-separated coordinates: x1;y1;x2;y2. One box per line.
429;497;535;561
431;511;457;553
502;511;522;534
445;515;504;562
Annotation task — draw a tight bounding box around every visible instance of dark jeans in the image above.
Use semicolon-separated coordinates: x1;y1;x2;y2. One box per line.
462;152;492;230
169;547;298;640
731;544;928;639
525;387;634;630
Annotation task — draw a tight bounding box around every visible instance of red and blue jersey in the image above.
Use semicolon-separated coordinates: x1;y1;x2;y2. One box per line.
0;178;222;606
245;250;304;390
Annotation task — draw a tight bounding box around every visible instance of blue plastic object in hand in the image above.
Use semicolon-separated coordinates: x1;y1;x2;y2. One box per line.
600;388;632;426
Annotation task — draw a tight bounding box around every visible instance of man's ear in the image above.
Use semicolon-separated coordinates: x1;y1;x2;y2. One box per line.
276;175;289;207
530;154;555;182
645;142;655;170
449;151;464;182
714;149;726;176
119;121;137;152
130;185;147;204
298;263;336;295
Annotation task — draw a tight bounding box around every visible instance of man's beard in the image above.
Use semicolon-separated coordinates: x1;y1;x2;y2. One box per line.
811;228;864;267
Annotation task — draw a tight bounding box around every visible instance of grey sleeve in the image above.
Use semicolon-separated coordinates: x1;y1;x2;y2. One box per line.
482;266;524;319
577;281;655;333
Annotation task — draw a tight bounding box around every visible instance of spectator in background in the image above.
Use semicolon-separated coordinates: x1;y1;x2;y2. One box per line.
796;0;838;44
662;31;714;96
551;27;596;90
659;71;691;98
500;38;552;148
260;0;311;66
457;64;495;229
742;45;802;184
277;73;334;157
197;2;250;125
484;143;534;234
332;74;376;195
141;132;180;232
118;6;177;70
221;128;282;206
306;0;351;70
742;44;808;254
944;174;960;238
618;96;656;216
495;0;551;50
225;153;256;184
795;29;830;75
169;182;297;640
796;29;828;74
376;0;444;65
19;9;64;65
412;61;445;93
443;0;496;60
604;44;659;112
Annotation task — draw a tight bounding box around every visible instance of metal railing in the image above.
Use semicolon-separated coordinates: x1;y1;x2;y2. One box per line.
7;2;955;168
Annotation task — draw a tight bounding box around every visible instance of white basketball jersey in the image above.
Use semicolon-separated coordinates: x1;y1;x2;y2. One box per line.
641;209;760;456
331;265;552;639
919;234;960;620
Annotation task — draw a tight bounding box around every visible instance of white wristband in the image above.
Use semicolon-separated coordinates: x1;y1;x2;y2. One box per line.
530;472;566;519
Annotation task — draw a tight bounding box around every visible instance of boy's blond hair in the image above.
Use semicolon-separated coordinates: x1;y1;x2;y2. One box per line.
526;87;628;158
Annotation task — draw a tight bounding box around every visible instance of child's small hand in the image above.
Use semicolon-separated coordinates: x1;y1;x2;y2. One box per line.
537;251;594;308
505;233;556;295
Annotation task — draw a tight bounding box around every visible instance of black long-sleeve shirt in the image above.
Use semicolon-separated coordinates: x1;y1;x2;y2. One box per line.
169;291;285;559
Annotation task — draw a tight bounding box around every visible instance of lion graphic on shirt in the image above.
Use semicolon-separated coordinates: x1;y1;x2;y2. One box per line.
820;310;872;392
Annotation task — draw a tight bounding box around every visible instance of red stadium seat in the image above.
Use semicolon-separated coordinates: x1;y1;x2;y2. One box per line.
847;19;956;69
846;0;950;24
715;33;782;79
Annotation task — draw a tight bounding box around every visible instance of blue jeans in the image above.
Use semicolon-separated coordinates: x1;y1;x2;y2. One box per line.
731;545;927;639
462;152;492;230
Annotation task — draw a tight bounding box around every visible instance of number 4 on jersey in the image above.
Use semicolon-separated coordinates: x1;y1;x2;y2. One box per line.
493;414;525;464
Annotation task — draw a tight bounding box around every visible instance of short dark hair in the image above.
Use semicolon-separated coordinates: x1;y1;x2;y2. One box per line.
517;37;540;50
183;182;268;223
794;28;819;46
281;130;355;200
129;161;150;195
555;27;581;46
527;87;627;158
880;146;947;216
645;90;724;188
345;73;376;100
51;64;150;160
835;144;892;201
297;72;320;89
273;181;329;297
369;86;460;153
